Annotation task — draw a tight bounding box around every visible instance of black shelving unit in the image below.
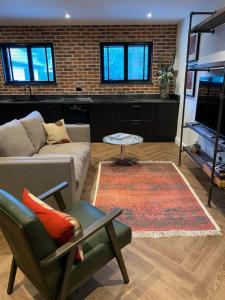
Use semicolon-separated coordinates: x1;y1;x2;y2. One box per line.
179;7;225;206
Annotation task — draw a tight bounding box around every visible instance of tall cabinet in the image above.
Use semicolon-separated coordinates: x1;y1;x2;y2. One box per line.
178;7;225;206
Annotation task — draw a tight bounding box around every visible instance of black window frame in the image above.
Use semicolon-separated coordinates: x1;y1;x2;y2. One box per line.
0;43;56;85
100;42;153;84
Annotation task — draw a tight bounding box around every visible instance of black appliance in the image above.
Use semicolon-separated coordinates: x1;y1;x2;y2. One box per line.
195;76;224;135
63;104;89;124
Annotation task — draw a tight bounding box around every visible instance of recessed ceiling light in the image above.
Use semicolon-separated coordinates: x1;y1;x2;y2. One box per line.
147;12;152;18
65;13;71;19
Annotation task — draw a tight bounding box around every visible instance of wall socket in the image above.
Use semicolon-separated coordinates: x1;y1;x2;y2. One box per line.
76;86;82;92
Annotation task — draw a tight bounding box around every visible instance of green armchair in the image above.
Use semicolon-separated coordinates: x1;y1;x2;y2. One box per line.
0;182;131;300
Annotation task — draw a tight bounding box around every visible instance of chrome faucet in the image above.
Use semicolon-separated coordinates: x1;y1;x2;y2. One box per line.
24;85;32;101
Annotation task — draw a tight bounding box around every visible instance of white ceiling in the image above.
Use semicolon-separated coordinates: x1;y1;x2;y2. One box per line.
0;0;224;26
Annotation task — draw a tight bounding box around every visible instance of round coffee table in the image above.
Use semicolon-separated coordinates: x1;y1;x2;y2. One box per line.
103;133;143;165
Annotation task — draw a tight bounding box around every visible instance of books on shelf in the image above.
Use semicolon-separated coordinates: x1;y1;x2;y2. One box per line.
203;163;225;188
206;162;225;179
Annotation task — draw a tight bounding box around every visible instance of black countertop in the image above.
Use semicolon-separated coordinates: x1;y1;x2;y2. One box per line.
0;94;179;104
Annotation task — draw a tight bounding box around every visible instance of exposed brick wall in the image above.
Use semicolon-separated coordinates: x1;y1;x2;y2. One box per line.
0;25;177;95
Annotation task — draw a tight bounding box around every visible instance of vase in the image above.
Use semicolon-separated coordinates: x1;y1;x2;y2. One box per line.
160;83;170;100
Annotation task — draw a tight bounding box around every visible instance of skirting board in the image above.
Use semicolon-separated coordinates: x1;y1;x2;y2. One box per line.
175;136;187;147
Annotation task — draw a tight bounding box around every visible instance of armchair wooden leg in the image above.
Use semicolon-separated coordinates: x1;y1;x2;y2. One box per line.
7;257;17;295
105;222;129;284
58;250;75;300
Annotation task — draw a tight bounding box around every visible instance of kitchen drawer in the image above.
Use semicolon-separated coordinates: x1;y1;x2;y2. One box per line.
115;120;154;137
113;103;154;121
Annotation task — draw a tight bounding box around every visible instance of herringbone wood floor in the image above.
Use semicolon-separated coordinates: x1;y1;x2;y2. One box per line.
1;142;225;300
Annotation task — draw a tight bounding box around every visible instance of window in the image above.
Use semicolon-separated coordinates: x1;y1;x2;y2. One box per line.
100;42;152;83
1;44;56;84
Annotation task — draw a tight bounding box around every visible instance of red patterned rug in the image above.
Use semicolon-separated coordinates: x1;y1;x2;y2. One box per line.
93;161;221;238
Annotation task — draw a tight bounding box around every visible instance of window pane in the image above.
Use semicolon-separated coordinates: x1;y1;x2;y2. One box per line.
104;46;124;81
103;47;109;80
31;47;48;81
46;47;54;81
10;48;30;81
144;46;149;80
128;45;149;80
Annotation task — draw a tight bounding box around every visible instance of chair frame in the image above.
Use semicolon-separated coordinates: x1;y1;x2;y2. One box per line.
7;182;129;300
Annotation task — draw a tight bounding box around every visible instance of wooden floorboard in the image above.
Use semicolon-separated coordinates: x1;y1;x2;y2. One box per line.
1;142;225;299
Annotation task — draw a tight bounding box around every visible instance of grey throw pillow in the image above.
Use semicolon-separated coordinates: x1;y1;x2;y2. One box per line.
20;111;47;153
0;119;35;157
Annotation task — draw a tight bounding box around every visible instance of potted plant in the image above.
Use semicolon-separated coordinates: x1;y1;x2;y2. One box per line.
157;53;176;100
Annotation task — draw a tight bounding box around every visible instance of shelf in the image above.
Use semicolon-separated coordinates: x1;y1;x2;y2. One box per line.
180;9;225;206
183;146;211;167
203;164;225;188
191;7;225;33
188;61;225;71
184;146;225;189
185;122;225;152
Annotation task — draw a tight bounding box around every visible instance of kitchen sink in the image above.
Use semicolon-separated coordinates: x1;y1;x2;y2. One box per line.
61;97;93;102
41;98;64;102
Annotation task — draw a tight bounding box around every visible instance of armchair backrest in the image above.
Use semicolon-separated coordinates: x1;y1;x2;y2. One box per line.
0;189;63;300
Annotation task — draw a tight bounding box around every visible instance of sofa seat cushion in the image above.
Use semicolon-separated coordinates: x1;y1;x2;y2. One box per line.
20;111;46;153
64;200;132;291
36;142;90;185
0;119;35;157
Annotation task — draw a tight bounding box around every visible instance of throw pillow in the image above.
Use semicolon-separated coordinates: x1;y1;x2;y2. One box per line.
22;188;83;262
42;119;71;145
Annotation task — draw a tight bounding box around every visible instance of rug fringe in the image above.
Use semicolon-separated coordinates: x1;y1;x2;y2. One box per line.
133;230;222;238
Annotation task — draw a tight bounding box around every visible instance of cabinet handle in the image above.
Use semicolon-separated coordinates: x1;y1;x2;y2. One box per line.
131;105;141;108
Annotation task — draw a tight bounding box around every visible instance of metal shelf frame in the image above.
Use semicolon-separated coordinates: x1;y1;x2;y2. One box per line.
178;9;225;207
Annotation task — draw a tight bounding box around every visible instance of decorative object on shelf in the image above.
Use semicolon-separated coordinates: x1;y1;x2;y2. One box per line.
94;161;221;238
191;141;201;153
157;53;176;100
188;33;200;62
186;70;196;97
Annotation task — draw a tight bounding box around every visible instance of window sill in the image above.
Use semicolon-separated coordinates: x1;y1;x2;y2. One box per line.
4;82;57;86
100;80;153;85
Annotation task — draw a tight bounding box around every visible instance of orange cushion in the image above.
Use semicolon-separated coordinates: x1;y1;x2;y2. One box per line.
22;188;83;262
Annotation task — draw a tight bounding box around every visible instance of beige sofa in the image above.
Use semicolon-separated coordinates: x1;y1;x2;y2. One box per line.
0;111;90;206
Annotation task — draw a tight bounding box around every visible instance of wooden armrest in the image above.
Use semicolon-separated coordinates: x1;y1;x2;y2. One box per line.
38;182;68;211
40;208;122;267
38;182;68;200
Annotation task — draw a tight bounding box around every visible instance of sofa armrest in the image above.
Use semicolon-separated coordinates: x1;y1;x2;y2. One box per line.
0;157;76;207
66;124;90;142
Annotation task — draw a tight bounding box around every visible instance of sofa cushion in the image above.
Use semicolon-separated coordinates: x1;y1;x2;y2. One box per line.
42;119;71;145
0;119;35;157
36;142;90;184
20;111;46;153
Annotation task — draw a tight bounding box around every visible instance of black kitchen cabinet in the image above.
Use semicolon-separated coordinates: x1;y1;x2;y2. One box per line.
112;103;154;139
0;98;179;142
38;104;63;122
154;103;179;141
89;103;114;141
0;103;63;125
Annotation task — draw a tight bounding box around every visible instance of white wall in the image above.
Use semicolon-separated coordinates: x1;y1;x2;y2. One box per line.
175;1;225;157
